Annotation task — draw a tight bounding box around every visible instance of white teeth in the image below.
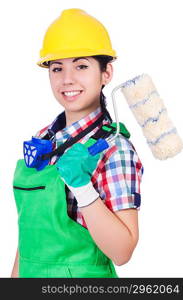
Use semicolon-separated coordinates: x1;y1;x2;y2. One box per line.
63;91;81;97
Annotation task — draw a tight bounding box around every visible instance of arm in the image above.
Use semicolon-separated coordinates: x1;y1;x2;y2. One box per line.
80;198;138;266
11;248;19;278
57;143;142;266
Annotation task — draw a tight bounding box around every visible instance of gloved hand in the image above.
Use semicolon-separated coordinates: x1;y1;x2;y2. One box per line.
56;143;100;208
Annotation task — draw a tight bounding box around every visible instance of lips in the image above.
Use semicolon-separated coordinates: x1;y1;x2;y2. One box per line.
61;90;83;101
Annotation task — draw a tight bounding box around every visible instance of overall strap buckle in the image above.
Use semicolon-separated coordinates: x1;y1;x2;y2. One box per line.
102;122;131;139
92;122;131;140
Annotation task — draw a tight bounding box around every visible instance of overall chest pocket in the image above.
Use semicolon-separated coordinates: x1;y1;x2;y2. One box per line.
13;185;47;223
13;186;46;191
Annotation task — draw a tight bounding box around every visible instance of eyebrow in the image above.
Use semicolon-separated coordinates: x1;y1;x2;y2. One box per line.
50;57;89;66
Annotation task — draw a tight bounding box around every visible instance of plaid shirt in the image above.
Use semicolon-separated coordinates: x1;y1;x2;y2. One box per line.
35;107;144;229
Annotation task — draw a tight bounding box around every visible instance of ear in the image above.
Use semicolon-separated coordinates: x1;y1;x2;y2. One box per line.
101;63;113;85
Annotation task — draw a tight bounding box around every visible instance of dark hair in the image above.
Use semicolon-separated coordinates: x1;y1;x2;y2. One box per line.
92;55;113;122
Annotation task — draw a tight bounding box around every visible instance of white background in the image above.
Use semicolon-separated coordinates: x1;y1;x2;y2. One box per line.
0;0;183;278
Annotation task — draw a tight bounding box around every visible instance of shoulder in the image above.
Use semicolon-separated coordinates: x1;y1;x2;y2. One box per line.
102;133;140;162
111;134;137;152
96;134;144;177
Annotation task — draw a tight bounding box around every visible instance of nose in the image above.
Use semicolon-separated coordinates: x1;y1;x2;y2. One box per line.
61;68;75;86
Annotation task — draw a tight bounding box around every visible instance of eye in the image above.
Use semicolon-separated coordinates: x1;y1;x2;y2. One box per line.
52;67;62;72
76;65;88;70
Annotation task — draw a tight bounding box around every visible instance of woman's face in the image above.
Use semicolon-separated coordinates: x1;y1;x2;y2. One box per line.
48;56;113;116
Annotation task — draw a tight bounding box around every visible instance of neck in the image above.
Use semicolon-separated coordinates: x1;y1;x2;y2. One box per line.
65;105;101;127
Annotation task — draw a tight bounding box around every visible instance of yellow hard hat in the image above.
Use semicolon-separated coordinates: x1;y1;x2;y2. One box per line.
37;8;117;68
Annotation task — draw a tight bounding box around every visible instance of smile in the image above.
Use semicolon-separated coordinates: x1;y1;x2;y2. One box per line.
62;90;83;100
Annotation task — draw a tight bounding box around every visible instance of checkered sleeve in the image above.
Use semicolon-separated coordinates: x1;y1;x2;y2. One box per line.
93;135;144;212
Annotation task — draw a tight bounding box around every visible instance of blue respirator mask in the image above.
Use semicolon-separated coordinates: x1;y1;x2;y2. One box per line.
23;114;109;171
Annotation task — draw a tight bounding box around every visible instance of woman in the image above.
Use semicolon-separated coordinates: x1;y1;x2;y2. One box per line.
11;8;144;278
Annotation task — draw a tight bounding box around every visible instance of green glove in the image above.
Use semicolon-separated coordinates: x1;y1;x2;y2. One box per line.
56;143;100;188
56;143;100;208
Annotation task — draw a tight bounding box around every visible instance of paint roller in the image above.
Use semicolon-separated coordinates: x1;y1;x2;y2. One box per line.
111;74;183;159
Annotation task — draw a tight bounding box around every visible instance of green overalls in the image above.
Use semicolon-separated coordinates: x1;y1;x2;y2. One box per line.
13;122;130;278
13;159;118;278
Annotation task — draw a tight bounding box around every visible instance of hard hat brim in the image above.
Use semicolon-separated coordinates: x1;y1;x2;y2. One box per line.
37;49;117;68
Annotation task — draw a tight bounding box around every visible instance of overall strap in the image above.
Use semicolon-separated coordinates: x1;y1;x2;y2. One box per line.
90;122;131;141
